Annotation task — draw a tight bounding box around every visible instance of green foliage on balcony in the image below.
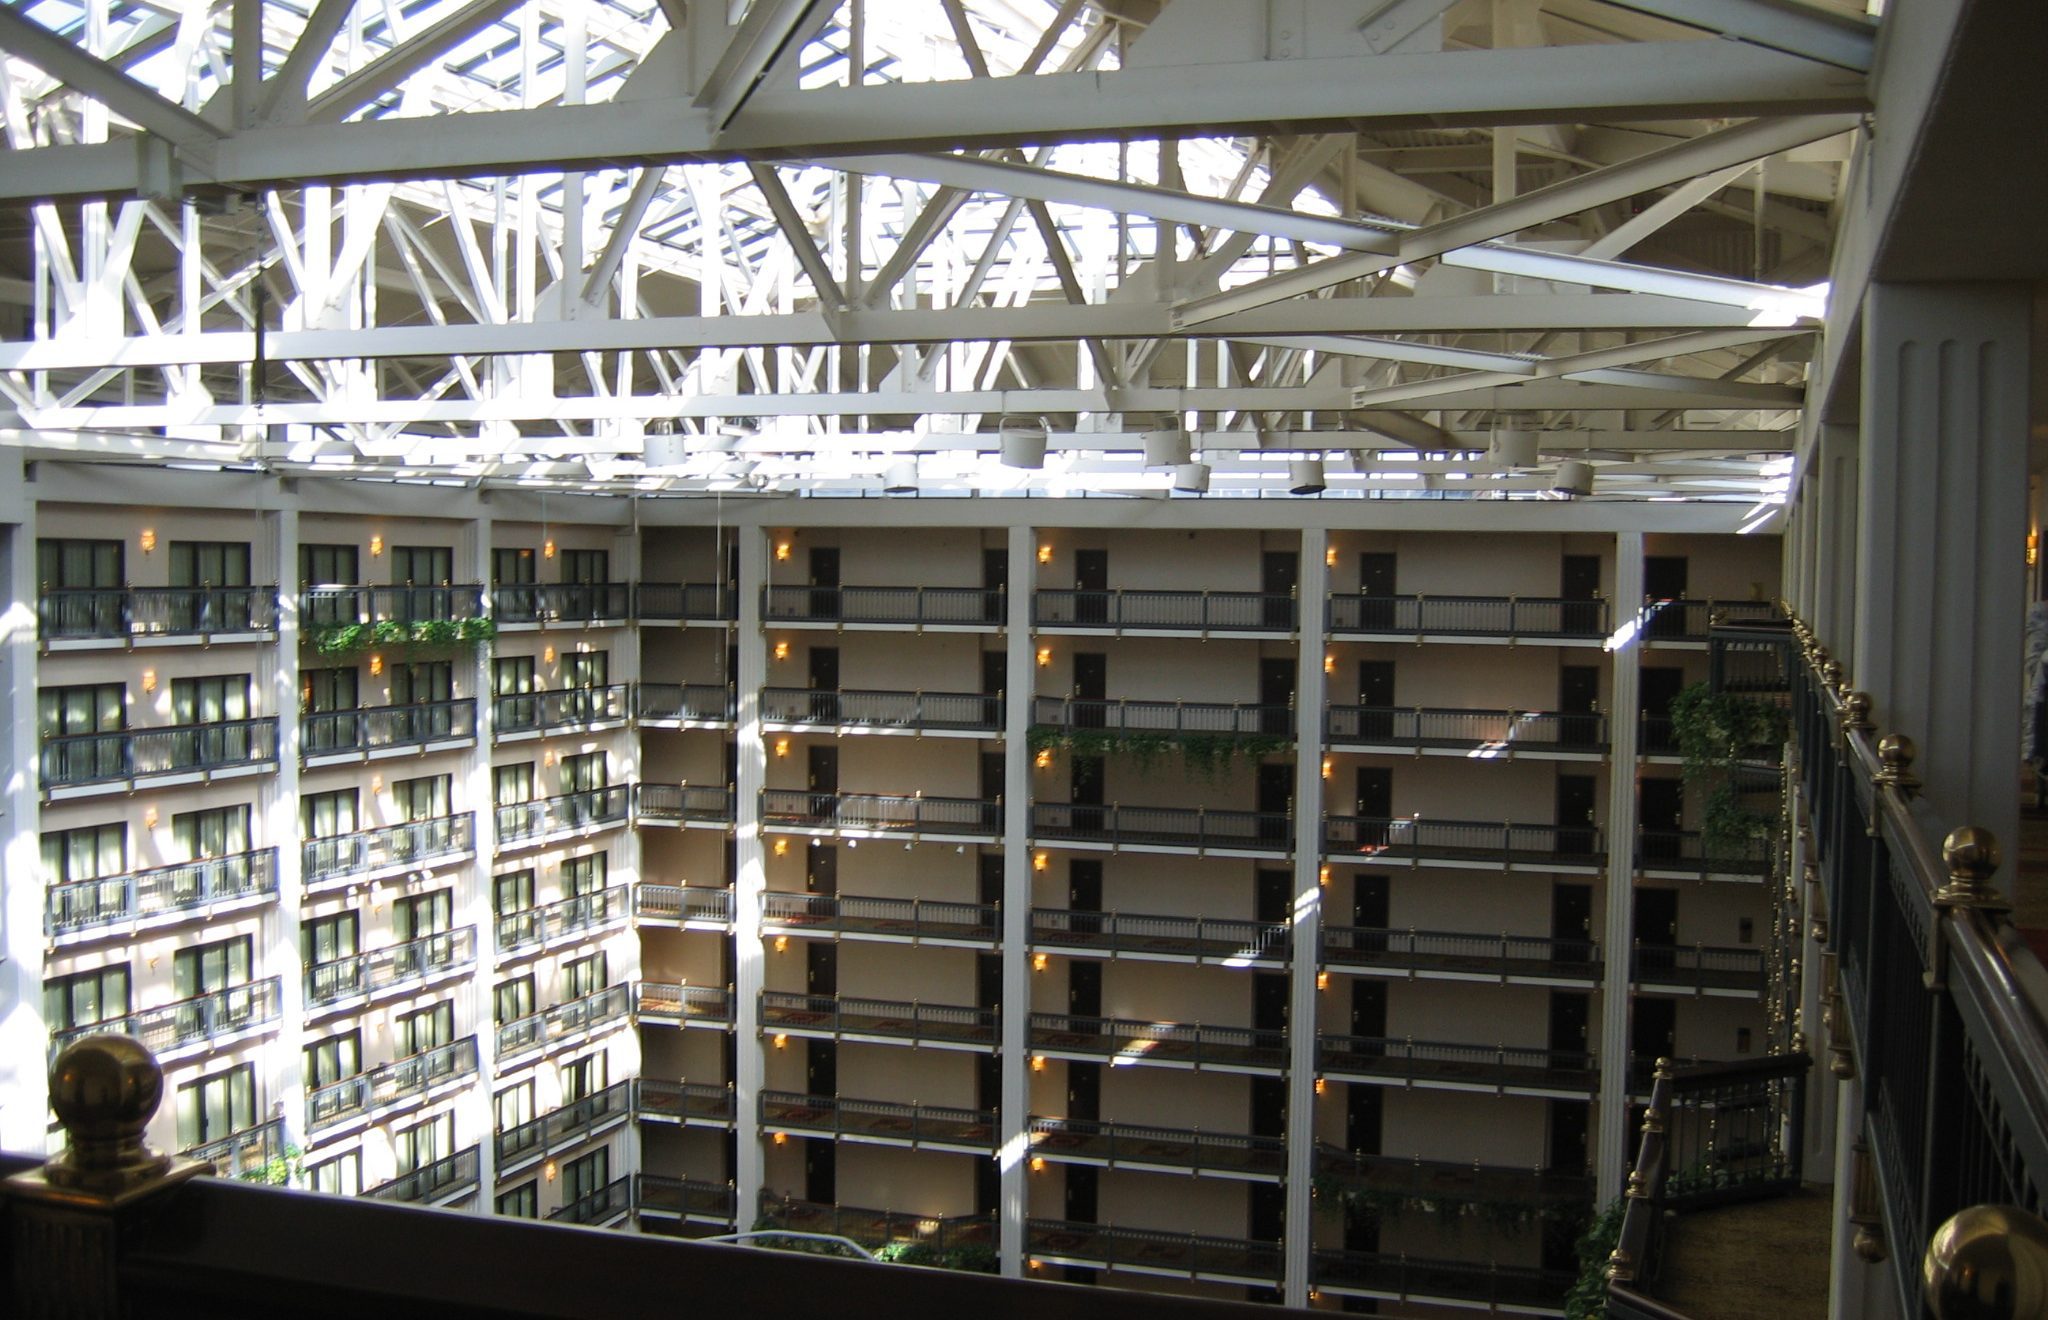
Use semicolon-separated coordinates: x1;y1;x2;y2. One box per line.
1669;683;1788;858
1026;725;1294;783
238;1143;303;1189
305;616;497;657
871;1241;999;1273
1312;1173;1587;1237
1565;1196;1624;1319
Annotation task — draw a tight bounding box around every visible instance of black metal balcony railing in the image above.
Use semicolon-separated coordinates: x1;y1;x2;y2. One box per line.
548;1175;634;1226
764;584;1001;627
44;848;277;939
761;687;1001;733
1639;714;1679;755
1310;1247;1575;1310
1025;1219;1280;1283
1629;943;1765;994
760;1091;997;1152
1642;597;1779;642
302;699;477;758
762;789;1002;838
1326;705;1607;753
1030;908;1289;966
632;883;734;926
635;682;736;723
761;991;997;1049
55;978;282;1057
762;892;997;945
634;582;735;622
497;1080;634;1169
1029;1012;1286;1073
495;786;631;844
497;886;630;953
635;1174;738;1223
39;586;281;640
758;1197;993;1253
492;686;628;734
1317;1034;1596;1093
41;717;279;788
302;814;474;885
300;585;485;626
1313;1143;1593;1211
1708;617;1796;693
364;1145;481;1206
1321;925;1601;982
181;1117;289;1181
632;783;733;825
1323;815;1605;867
1328;594;1608;639
307;1036;480;1131
631;1078;735;1126
305;928;477;1008
1636;829;1770;876
493;583;633;624
497;984;632;1057
1033;589;1297;632
1028;1117;1284;1179
1034;696;1293;737
635;982;733;1027
1033;803;1292;853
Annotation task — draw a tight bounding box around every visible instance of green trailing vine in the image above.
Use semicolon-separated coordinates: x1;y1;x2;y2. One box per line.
306;616;497;657
1667;682;1788;859
1028;724;1294;784
1564;1196;1624;1320
241;1142;303;1188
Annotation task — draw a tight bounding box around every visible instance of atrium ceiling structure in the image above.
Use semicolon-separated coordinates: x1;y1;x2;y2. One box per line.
0;0;1876;507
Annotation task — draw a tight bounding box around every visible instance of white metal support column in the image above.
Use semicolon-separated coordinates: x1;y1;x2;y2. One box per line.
262;504;308;1165
611;515;646;1163
998;524;1034;1278
1595;532;1644;1200
1854;282;2029;856
1812;421;1859;658
0;461;45;1151
465;509;500;1195
1283;528;1329;1308
733;528;771;1220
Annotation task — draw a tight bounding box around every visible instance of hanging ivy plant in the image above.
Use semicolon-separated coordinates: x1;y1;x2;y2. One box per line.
1565;1197;1624;1319
306;616;497;657
1667;682;1787;858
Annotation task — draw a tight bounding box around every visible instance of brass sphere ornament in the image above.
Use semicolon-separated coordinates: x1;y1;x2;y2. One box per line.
44;1035;170;1192
1924;1205;2048;1320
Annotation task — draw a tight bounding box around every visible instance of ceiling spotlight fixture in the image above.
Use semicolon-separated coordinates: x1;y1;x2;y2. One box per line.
1142;421;1191;467
882;460;918;494
644;424;687;467
1552;460;1595;498
1491;427;1539;469
1173;462;1211;494
1289;459;1327;495
999;416;1048;469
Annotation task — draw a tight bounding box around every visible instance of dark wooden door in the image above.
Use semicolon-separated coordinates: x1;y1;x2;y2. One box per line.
807;646;840;722
1259;658;1295;734
1556;773;1596;857
1350;980;1387;1039
1071;754;1104;835
1640;778;1684;859
1635;887;1679;973
1559;665;1600;746
1261;550;1298;629
1641;667;1686;753
1075;549;1108;624
976;952;1002;1010
1548;990;1590;1058
806;943;837;996
806;844;837;896
1065;1164;1098;1223
1068;859;1103;935
1067;1060;1100;1121
1257;761;1292;845
1253;972;1288;1033
1645;555;1688;637
1353;874;1390;929
1358;660;1395;738
1255;870;1291;924
982;547;1007;623
1068;961;1102;1019
807;745;838;795
804;1138;836;1204
1073;652;1107;728
1552;881;1593;962
1561;554;1601;634
1358;552;1397;628
1347;1084;1383;1156
1250;1076;1287;1138
978;852;1003;908
808;546;840;620
1547;1100;1589;1175
1632;996;1678;1065
806;1039;836;1095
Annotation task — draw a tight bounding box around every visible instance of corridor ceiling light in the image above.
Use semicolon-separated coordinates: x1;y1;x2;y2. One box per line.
1142;424;1191;467
1289;459;1327;495
1172;462;1211;494
1000;418;1048;469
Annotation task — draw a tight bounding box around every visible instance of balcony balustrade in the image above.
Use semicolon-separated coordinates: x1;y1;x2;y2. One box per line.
633;783;733;825
1317;1034;1596;1095
1630;943;1766;996
1322;815;1605;869
632;883;733;928
1025;1219;1280;1285
1031;908;1289;967
761;991;996;1050
1034;589;1297;633
495;786;631;845
1636;828;1770;877
55;978;281;1058
492;685;628;735
497;1080;634;1170
1029;1012;1286;1073
635;982;733;1028
1639;713;1679;756
364;1145;481;1206
761;892;996;947
762;789;1002;839
181;1117;290;1181
305;928;476;1008
760;1091;996;1153
764;583;1001;627
634;1174;737;1223
1321;925;1601;985
1326;704;1606;756
497;984;631;1059
548;1175;634;1226
44;848;276;940
493;583;633;624
1310;1247;1576;1310
1028;1117;1283;1180
41;717;278;791
631;1078;735;1127
635;682;735;724
300;584;484;625
1313;1143;1593;1211
302;699;476;760
1032;803;1291;854
761;687;1001;734
1327;593;1608;640
39;585;280;641
307;1036;479;1131
497;886;630;954
634;582;736;622
1034;695;1292;737
302;814;474;886
757;1197;993;1253
1641;597;1779;643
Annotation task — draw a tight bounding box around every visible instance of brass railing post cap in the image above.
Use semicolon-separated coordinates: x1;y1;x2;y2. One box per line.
1942;827;2002;882
1925;1204;2048;1320
10;1036;208;1206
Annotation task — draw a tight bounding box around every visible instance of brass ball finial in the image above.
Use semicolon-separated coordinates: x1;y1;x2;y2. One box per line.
44;1035;171;1192
1924;1205;2048;1320
1842;691;1874;734
1821;659;1844;689
1934;827;2009;912
1874;734;1922;797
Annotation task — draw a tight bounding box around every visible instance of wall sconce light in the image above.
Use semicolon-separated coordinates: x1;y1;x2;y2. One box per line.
1036;647;1051;668
1032;953;1048;972
543;749;556;767
1034;749;1052;769
1314;1078;1327;1096
139;528;156;553
1033;852;1048;872
1325;546;1337;567
543;646;556;665
141;668;157;693
1030;1157;1047;1173
543;539;556;559
1316;972;1329;991
773;641;790;661
369;654;384;677
774;936;789;953
369;535;383;557
2030;531;2039;566
773;1034;789;1050
775;541;792;562
774;738;790;758
1318;864;1330;887
773;1131;788;1146
1029;1260;1042;1272
544;1159;557;1182
1036;544;1052;565
774;839;789;856
143;806;159;829
1030;1056;1046;1072
1321;757;1332;779
1323;653;1334;675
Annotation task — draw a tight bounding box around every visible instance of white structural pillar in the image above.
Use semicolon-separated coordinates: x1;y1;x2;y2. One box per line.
732;527;771;1218
1854;282;2029;856
1595;532;1644;1200
998;524;1034;1277
465;508;500;1193
262;504;309;1163
1283;528;1329;1308
1810;422;1859;661
0;465;45;1151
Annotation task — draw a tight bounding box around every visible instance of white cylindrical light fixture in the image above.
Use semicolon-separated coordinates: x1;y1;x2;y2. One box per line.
1172;462;1212;493
1289;458;1327;495
1552;460;1594;497
1491;428;1539;469
999;420;1048;469
1142;425;1191;467
882;460;918;493
644;431;688;467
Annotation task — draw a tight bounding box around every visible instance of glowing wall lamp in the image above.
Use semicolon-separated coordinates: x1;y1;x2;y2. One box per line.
139;529;156;554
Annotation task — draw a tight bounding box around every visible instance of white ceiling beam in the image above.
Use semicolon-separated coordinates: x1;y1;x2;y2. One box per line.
1579;162;1753;261
0;5;225;156
255;0;358;124
746;164;848;315
696;0;835;132
302;0;524;125
1591;0;1877;72
1346;327;1803;405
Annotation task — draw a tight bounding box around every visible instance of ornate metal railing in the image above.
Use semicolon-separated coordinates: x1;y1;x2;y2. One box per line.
760;1091;997;1151
307;1036;479;1131
41;717;279;788
1317;1033;1595;1093
633;782;732;824
302;813;473;885
762;992;997;1049
632;883;733;926
1029;1117;1283;1179
1024;1219;1280;1282
762;892;996;944
1031;908;1289;965
38;585;280;639
1323;814;1604;867
1035;696;1292;737
495;786;631;843
1028;1012;1285;1072
759;1196;994;1252
635;982;733;1027
1327;594;1607;639
1322;925;1599;981
548;1174;634;1226
762;686;1001;732
364;1145;481;1205
496;984;632;1057
1034;589;1296;631
493;582;633;623
635;682;735;723
301;584;484;624
764;584;1001;626
634;582;734;621
1032;803;1291;853
496;886;630;952
1327;704;1605;752
497;1081;634;1169
54;978;282;1056
492;685;628;733
763;789;1002;837
45;848;277;939
305;927;476;1006
302;698;475;757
